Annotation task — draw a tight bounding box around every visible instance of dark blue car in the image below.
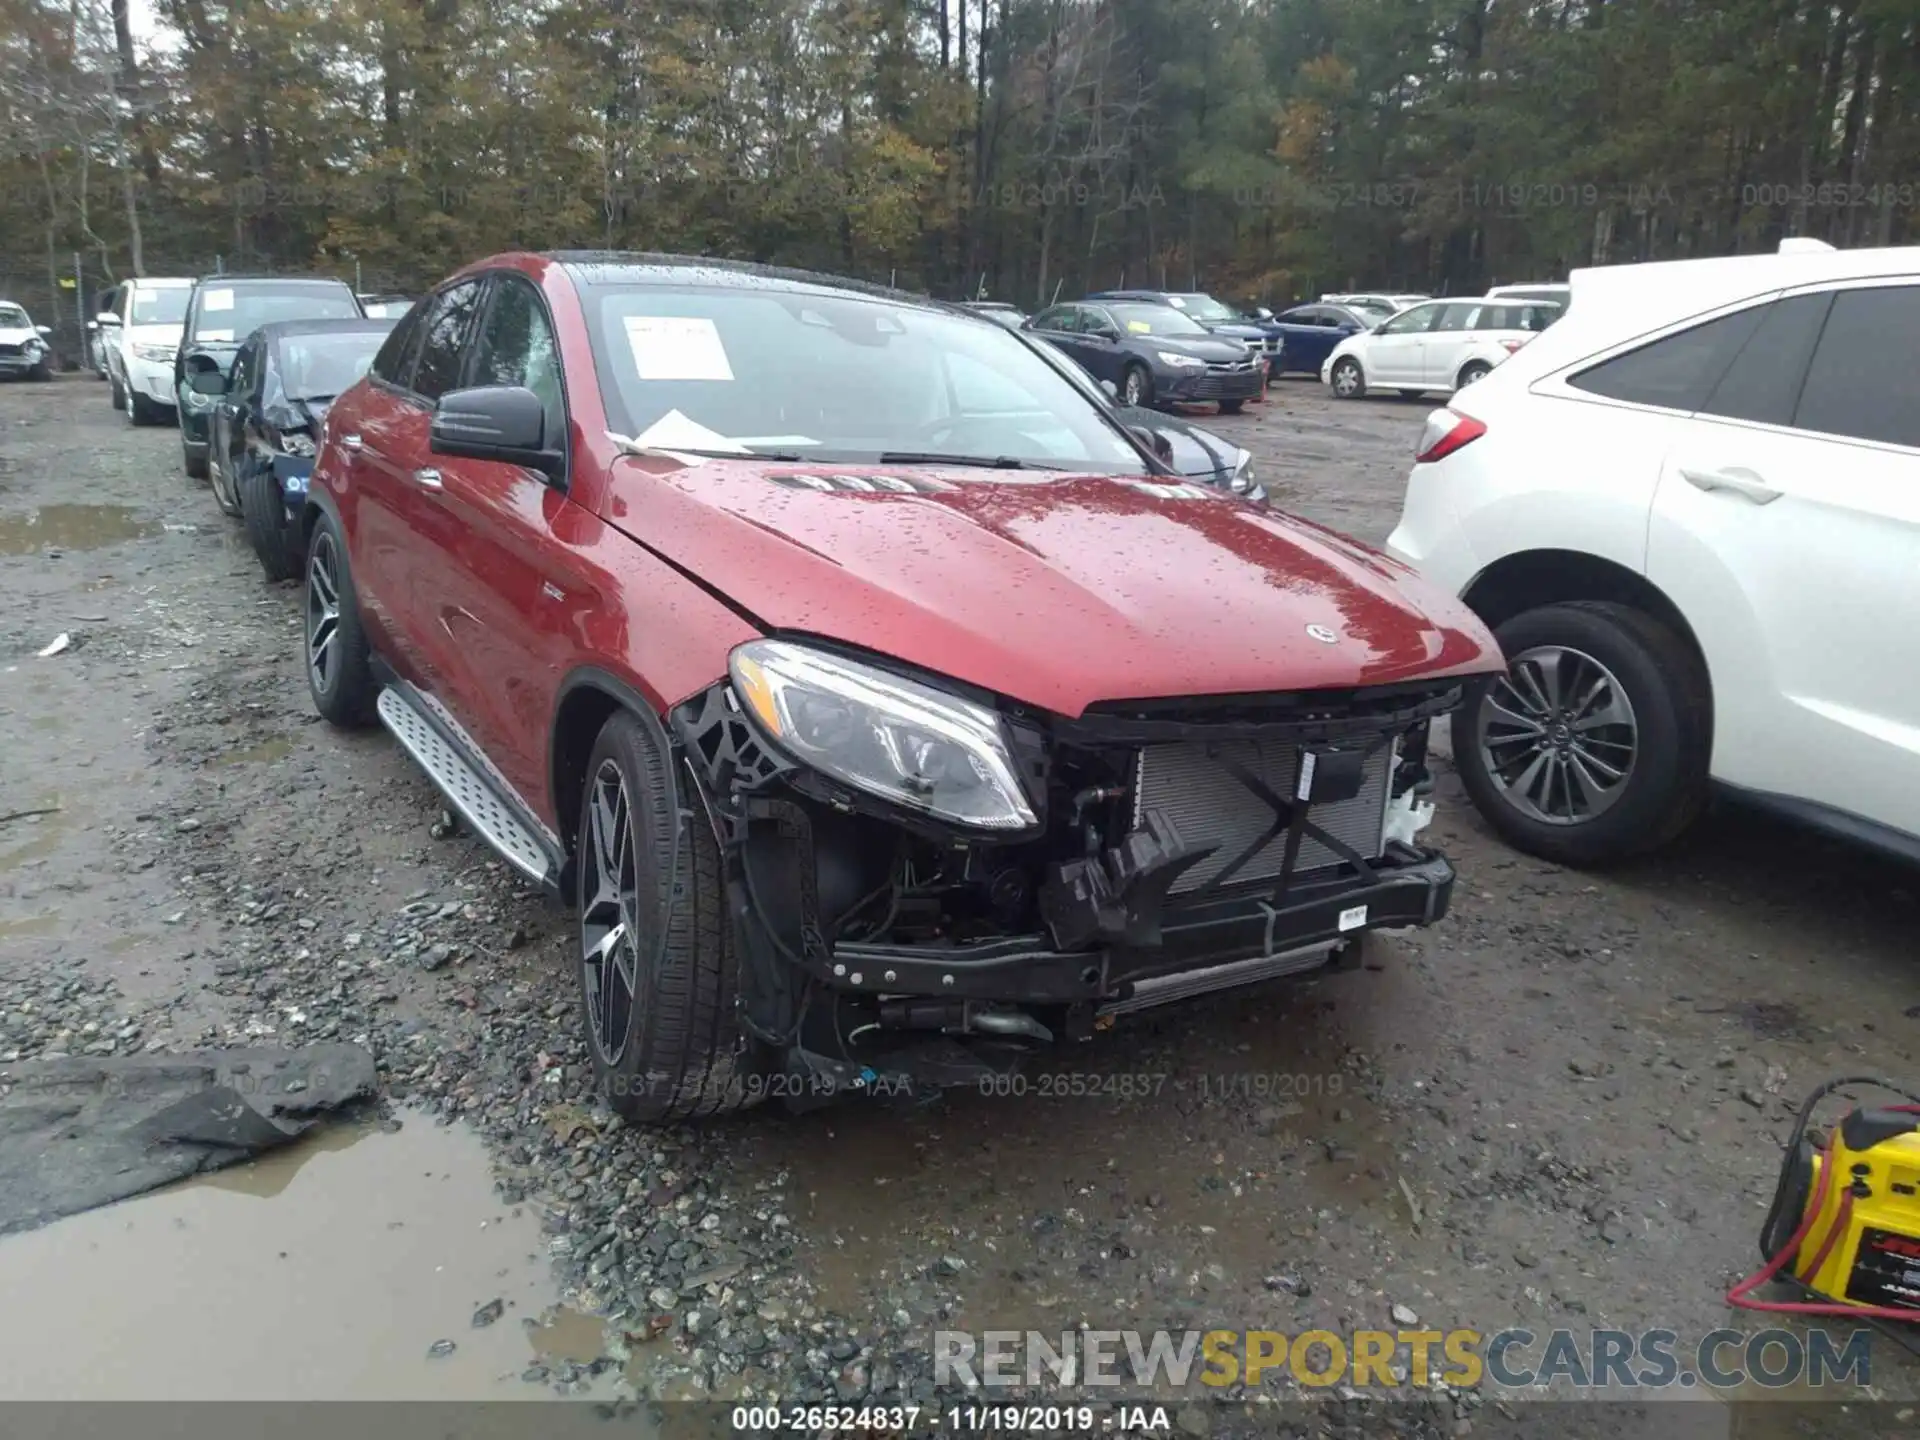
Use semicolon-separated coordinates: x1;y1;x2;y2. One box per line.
1023;299;1263;411
1086;290;1282;374
1265;302;1378;377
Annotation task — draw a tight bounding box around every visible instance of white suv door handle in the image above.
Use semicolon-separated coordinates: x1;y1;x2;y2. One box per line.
413;468;443;490
1678;466;1781;504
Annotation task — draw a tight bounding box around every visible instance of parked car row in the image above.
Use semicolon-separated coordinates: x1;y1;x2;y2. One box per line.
83;272;411;579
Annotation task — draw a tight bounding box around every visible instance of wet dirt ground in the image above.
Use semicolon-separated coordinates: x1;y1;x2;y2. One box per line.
3;373;1918;1422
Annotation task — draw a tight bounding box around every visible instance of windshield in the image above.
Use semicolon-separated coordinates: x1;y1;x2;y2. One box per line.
587;284;1150;472
1106;302;1209;337
131;288;190;325
0;304;28;328
273;331;388;400
1171;293;1242;322
193;283;360;342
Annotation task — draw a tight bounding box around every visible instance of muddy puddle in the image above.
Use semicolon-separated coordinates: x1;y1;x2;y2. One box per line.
0;1109;629;1401
0;504;163;556
742;987;1402;1322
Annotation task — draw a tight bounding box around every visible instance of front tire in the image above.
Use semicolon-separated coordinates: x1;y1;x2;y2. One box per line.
242;462;300;582
110;372;126;411
1218;398;1245;415
577;709;764;1124
1121;364;1151;408
1330;357;1365;399
128;391;160;426
183;436;209;481
1454;601;1711;866
304;512;378;728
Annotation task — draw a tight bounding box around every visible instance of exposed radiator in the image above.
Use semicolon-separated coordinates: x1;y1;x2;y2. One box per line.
1133;739;1392;894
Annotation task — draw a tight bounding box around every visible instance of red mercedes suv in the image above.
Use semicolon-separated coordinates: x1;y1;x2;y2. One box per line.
301;252;1503;1122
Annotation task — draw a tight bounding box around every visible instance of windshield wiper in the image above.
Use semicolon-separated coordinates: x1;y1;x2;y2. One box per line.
875;452;1038;470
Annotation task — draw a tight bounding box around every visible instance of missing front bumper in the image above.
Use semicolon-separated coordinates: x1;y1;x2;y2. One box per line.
820;845;1450;1006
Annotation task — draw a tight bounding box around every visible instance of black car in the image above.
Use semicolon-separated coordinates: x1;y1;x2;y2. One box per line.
186;316;396;580
175;275;363;480
1023;299;1262;411
1016;327;1266;503
1087;289;1284;369
1115;404;1263;502
960;300;1028;330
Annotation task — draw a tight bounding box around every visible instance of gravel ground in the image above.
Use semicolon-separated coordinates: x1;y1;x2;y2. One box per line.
4;373;1919;1424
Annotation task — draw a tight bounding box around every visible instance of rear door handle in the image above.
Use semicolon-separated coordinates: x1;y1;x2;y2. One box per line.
1678;466;1781;504
413;468;443;490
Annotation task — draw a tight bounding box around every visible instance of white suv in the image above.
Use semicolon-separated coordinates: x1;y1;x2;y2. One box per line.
1323;297;1560;401
1386;242;1920;865
100;277;194;425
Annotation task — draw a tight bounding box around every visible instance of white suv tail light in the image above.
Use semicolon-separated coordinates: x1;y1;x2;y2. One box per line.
1414;408;1486;464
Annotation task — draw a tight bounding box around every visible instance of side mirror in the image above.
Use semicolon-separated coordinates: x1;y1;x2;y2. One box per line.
1128;424;1175;465
1254;307;1274;321
35;324;52;336
431;385;564;482
98;312;121;326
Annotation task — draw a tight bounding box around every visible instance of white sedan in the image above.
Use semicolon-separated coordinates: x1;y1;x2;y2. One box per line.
1321;297;1560;400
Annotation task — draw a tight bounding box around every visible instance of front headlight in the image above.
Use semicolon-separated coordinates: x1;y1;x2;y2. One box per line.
279;432;316;457
132;343;175;362
181;386;213;410
1157;351;1205;369
729;639;1038;831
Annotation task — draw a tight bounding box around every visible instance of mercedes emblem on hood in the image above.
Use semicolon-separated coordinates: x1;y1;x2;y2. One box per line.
1306;624;1339;644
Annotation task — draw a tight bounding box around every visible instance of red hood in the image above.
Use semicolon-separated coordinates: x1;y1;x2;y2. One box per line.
599;457;1501;718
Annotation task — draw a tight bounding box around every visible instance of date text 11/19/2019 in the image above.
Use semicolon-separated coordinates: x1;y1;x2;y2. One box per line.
728;1404;1175;1432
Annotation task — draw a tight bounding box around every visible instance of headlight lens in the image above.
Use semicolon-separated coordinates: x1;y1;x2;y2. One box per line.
132;343;175;362
182;386;213;410
729;639;1038;831
1157;351;1204;368
279;432;316;457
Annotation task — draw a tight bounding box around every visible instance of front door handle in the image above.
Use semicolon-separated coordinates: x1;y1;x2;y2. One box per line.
1679;466;1781;504
338;433;362;451
413;468;443;490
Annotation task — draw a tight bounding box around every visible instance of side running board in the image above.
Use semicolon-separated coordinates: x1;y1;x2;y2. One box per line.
376;686;556;888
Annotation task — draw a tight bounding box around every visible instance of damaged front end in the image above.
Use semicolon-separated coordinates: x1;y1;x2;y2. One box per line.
256;395;328;518
670;639;1458;1103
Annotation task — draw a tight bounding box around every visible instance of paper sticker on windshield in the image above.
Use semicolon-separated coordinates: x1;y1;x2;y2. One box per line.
634;409;749;454
1166;297;1188;308
1125;320;1151;333
200;288;234;313
624;316;734;381
197;328;234;342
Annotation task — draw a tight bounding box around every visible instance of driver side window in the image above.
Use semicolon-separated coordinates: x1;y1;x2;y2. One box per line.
469;275;567;452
